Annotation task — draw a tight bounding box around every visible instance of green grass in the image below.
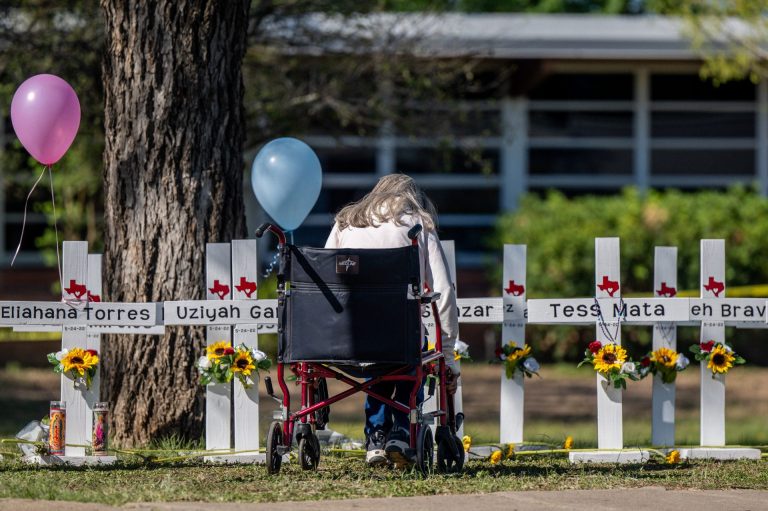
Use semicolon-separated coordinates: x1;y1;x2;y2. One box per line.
1;455;767;505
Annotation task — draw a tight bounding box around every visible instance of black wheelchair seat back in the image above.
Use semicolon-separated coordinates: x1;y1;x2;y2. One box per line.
278;244;423;366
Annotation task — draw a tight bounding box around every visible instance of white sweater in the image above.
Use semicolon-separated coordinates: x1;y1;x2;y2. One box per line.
324;215;460;373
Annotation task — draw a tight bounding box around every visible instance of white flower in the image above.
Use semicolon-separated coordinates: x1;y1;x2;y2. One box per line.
676;354;690;370
621;362;636;374
500;354;507;361
197;356;211;370
251;349;267;362
55;348;68;361
455;339;470;355
522;357;540;373
723;344;733;353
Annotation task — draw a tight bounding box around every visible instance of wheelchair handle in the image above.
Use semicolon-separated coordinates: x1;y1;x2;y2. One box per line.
255;222;271;238
255;222;287;245
407;224;422;241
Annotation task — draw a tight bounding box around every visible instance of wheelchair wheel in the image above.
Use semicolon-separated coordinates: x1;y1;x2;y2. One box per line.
415;426;434;477
313;378;330;430
436;434;464;474
266;421;283;475
298;433;320;471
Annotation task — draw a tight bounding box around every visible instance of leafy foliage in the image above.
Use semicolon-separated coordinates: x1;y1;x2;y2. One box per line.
494;186;768;297
654;0;768;85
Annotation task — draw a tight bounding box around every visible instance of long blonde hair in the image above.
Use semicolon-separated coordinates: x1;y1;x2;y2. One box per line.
335;174;437;230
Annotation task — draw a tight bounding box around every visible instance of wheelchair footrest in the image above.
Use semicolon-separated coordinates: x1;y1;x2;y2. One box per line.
423;410;446;421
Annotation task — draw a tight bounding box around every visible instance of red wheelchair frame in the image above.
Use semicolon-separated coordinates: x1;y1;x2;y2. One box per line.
256;223;463;476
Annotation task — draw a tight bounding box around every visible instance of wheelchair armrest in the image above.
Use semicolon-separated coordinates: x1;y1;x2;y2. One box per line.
420;292;441;304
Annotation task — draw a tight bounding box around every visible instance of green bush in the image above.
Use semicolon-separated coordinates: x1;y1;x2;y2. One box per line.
491;186;768;362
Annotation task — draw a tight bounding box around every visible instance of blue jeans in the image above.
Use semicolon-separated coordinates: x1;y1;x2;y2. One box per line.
364;373;424;438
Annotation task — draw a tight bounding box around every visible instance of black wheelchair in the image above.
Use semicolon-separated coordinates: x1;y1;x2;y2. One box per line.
256;222;464;476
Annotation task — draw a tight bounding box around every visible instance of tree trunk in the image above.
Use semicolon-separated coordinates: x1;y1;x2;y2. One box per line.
100;0;249;446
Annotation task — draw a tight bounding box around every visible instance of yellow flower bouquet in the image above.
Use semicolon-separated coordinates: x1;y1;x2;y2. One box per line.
47;347;99;389
638;347;690;383
197;341;272;388
492;341;540;379
578;340;638;389
689;340;745;377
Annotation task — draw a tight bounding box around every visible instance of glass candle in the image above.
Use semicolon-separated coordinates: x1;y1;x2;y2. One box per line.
49;401;66;456
92;402;109;456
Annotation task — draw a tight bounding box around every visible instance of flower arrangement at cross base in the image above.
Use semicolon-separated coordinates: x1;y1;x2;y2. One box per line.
197;341;271;389
578;340;638;389
637;347;690;383
689;340;745;377
47;347;99;389
492;341;540;379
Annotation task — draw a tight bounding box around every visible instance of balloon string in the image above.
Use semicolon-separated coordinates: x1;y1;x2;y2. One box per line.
48;165;63;299
10;165;47;267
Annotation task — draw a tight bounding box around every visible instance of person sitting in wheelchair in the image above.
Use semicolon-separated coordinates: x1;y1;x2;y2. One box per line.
325;173;460;466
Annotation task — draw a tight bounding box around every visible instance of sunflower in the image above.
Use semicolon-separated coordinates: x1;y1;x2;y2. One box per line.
490;450;502;464
651;347;678;369
592;343;627;373
563;436;574;450
666;449;681;464
506;443;515;459
206;341;231;360
61;348;98;376
462;435;472;452
507;344;532;363
231;349;256;376
707;345;734;374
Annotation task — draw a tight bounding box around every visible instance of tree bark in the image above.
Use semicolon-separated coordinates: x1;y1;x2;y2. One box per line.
100;0;249;446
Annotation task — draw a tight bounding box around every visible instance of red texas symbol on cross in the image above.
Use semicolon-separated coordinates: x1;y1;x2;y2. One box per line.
209;280;231;300
597;276;620;297
64;280;88;300
703;276;724;297
504;280;525;296
656;282;677;297
235;277;258;298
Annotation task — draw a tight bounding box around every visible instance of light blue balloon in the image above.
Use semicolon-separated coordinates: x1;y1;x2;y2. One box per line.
251;138;322;231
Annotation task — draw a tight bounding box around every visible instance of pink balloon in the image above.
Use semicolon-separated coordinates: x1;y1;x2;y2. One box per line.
10;74;81;166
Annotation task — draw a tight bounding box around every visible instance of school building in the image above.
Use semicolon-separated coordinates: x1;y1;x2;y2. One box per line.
243;14;766;277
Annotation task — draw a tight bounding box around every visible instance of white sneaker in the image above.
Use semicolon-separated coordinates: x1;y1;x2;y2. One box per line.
365;430;388;466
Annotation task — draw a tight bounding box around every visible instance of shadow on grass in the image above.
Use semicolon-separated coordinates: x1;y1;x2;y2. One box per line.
0;398;48;437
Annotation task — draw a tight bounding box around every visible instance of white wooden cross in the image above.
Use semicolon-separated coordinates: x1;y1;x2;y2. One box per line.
651;246;679;447
679;240;760;460
500;244;527;444
164;240;272;462
1;241;158;465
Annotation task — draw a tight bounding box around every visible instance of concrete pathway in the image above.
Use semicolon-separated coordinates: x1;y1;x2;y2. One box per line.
2;488;767;511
